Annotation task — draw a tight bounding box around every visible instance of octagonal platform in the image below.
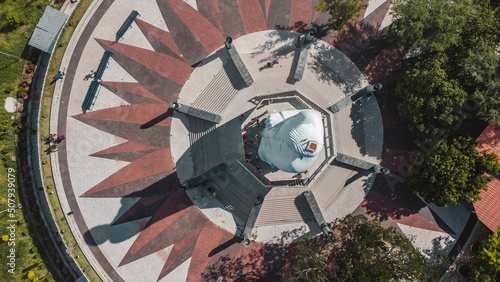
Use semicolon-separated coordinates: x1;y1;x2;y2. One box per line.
46;1;470;281
169;30;383;242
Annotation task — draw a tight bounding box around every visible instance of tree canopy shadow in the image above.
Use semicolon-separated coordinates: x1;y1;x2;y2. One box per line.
307;42;365;95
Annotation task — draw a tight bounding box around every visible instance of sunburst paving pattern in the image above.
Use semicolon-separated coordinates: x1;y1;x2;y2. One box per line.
54;0;469;281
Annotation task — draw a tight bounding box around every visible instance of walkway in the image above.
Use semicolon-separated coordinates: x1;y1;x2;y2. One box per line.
46;0;475;281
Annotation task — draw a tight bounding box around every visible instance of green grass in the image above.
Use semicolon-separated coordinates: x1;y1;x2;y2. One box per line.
39;0;101;281
0;1;54;281
0;0;98;281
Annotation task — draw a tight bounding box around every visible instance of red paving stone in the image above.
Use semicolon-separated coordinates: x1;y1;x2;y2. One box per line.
113;193;172;225
100;81;165;103
120;203;202;266
357;0;390;42
91;140;160;156
379;102;405;128
159;224;204;279
218;0;246;39
240;243;266;279
81;149;175;197
135;19;186;62
328;1;368;54
265;0;272;19
362;46;408;84
96;39;192;85
204;0;224;31
289;0;312;32
165;0;225;54
238;0;267;34
380;149;411;172
90;140;160;162
74;103;171;125
187;221;234;281
362;191;449;233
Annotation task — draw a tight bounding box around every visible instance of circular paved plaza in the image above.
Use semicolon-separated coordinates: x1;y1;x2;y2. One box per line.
50;0;475;281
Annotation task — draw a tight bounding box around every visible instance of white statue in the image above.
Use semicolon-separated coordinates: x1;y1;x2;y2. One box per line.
258;110;324;173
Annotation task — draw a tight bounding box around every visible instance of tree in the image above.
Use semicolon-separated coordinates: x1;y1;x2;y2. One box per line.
409;136;500;206
456;39;498;90
396;55;467;138
5;13;21;29
473;82;500;124
390;0;472;51
451;38;500;124
472;228;500;281
458;0;500;48
315;0;368;30
287;215;447;281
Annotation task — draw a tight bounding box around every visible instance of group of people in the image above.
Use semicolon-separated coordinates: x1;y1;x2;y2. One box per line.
48;133;65;152
266;60;279;68
241;110;272;173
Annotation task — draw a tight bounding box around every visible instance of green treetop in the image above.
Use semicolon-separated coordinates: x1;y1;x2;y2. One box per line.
472;228;500;281
287;214;448;281
315;0;368;30
396;55;467;139
390;0;472;52
409;136;500;206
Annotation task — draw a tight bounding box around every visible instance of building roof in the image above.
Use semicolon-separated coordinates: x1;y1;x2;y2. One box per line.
474;123;500;232
28;6;69;53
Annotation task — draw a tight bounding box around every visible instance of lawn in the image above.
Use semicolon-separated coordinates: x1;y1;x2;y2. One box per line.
39;0;101;281
0;0;95;281
0;0;56;280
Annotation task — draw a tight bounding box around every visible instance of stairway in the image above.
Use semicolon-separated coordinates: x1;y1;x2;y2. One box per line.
207;172;257;222
255;194;315;226
191;60;245;114
188;61;245;175
188;117;221;174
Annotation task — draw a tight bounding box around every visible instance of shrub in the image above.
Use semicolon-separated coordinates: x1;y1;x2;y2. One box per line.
26;62;36;73
2;147;11;154
31;247;38;254
18;87;27;98
6;13;21;28
5;86;14;93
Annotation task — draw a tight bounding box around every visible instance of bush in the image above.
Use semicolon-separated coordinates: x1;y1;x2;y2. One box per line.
2;146;11;154
472;228;500;281
31;247;38;254
13;118;22;128
18;87;27;98
6;13;21;28
5;86;14;93
26;63;36;74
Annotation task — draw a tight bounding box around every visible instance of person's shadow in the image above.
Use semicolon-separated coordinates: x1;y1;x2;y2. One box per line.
44;147;56;155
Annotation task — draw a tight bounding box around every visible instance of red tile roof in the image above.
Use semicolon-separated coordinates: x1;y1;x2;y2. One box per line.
474;124;500;232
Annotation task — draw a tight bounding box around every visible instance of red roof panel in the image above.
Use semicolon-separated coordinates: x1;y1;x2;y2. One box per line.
474;124;500;231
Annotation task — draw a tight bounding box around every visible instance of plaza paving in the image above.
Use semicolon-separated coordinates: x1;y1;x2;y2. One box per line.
48;0;474;281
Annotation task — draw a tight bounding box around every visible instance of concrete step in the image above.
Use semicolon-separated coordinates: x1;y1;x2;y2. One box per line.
255;194;315;226
189;117;221;174
192;61;244;114
208;172;256;222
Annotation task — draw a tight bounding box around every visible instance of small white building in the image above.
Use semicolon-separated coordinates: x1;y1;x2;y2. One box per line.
258;109;324;173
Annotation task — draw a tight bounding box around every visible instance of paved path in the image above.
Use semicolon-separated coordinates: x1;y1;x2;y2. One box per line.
47;0;475;281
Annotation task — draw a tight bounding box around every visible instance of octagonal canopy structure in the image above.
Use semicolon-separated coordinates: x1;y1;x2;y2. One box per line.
258;109;324;173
